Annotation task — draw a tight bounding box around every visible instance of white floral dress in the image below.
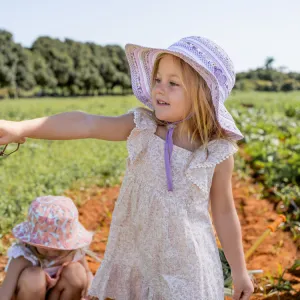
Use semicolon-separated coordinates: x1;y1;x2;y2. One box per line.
88;108;238;300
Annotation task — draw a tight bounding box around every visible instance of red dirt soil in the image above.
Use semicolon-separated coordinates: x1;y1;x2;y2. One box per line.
0;175;299;299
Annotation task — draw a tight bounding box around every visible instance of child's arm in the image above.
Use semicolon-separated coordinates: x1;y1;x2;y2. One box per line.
210;156;254;298
79;256;94;297
0;111;135;144
79;256;94;299
79;255;93;282
0;256;33;300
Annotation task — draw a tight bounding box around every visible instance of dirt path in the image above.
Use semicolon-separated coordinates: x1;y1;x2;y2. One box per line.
0;175;299;299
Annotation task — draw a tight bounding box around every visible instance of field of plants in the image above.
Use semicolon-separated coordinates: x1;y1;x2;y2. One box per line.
1;91;299;240
0;96;137;236
0;91;299;297
229;92;300;242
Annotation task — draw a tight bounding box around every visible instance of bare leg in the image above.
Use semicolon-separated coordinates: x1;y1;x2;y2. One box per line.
15;267;46;300
47;262;87;300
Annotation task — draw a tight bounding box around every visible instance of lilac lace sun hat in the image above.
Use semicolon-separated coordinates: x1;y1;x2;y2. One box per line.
125;36;243;140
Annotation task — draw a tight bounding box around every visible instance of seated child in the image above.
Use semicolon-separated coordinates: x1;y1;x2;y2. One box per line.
0;195;95;300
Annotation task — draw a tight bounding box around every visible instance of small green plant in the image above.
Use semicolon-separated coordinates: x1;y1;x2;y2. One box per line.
264;263;295;294
287;259;300;276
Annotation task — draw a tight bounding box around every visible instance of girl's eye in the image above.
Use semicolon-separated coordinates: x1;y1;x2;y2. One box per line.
154;78;179;86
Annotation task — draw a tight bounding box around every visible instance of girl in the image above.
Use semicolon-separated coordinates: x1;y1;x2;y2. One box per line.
0;195;94;300
0;36;254;300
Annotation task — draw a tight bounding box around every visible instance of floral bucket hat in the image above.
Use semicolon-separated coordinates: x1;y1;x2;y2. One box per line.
13;196;93;250
125;36;243;140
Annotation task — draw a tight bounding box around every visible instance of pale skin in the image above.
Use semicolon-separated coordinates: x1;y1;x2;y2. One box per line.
0;54;254;299
0;246;93;300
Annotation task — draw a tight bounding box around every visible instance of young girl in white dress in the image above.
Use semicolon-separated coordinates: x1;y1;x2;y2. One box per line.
0;36;254;300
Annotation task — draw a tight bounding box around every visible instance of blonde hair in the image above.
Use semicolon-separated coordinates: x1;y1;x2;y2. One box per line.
147;53;236;150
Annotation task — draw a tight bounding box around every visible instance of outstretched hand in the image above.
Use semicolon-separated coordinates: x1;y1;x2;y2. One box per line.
0;120;25;145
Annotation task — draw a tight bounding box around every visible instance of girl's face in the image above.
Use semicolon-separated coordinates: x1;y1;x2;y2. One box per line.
36;246;64;258
151;54;192;123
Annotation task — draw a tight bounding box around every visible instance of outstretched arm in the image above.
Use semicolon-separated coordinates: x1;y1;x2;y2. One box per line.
0;111;135;145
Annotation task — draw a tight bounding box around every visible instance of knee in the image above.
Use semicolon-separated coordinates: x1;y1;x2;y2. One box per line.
17;266;46;295
60;262;87;290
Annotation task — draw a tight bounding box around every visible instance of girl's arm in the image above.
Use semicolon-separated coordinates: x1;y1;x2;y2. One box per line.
0;256;33;300
210;156;254;298
0;111;135;145
79;256;94;297
210;156;247;274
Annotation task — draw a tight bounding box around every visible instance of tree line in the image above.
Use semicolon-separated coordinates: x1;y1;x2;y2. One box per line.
235;57;300;92
0;30;131;98
0;29;300;98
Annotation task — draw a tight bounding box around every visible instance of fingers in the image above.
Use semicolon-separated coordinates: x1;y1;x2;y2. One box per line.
0;137;25;146
232;289;242;300
0;137;9;146
233;289;253;300
240;290;254;300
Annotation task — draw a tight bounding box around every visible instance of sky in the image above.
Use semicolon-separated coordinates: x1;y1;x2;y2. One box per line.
1;0;299;73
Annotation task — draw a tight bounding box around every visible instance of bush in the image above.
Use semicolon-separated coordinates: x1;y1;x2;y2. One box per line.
281;79;299;92
255;80;273;91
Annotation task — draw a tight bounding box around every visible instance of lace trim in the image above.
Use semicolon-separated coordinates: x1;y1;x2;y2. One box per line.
5;242;93;273
186;171;210;198
186;139;239;195
127;107;157;163
5;242;38;272
128;107;156;131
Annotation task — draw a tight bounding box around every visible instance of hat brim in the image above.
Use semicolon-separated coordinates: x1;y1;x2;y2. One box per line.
218;102;243;140
125;43;243;141
12;221;93;250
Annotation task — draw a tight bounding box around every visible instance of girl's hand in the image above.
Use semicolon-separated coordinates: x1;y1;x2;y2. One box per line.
0;120;25;145
232;271;254;300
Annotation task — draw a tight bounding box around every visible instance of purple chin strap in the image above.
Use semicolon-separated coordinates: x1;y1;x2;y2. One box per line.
164;113;193;192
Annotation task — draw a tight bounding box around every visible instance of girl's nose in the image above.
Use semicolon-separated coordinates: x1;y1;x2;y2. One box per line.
155;82;167;94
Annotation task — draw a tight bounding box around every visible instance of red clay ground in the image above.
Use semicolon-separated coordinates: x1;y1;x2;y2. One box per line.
0;174;299;299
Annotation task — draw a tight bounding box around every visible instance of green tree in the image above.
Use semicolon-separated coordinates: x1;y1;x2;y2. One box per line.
264;56;275;70
66;39;105;95
32;37;74;88
32;52;57;88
